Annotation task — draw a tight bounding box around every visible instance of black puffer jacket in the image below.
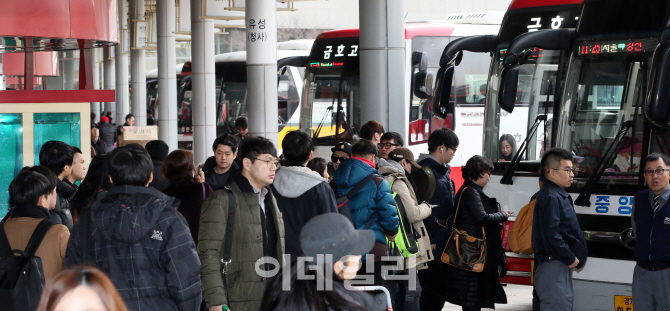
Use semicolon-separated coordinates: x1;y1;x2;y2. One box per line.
64;185;202;311
51;179;75;231
444;179;508;309
98;121;117;153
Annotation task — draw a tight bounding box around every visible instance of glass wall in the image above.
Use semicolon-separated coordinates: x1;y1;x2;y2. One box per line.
34;113;81;165
0;114;23;218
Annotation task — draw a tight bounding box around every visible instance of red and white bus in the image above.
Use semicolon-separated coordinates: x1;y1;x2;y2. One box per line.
298;13;504;187
471;0;670;309
434;0;583;285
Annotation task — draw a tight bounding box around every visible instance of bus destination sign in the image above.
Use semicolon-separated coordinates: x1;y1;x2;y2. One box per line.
579;38;657;55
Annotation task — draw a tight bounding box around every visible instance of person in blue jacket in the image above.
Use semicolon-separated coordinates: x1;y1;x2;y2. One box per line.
532;148;586;311
334;139;398;287
632;152;670;310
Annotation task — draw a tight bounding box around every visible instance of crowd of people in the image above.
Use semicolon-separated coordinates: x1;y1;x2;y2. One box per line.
5;115;670;311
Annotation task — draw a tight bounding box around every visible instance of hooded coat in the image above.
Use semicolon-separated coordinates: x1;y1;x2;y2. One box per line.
270;166;338;257
377;160;433;269
334;158;398;246
64;185;202;311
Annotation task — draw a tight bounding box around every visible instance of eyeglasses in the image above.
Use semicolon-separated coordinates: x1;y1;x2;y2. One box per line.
449;147;457;153
550;167;577;174
485;171;491;176
331;155;348;163
644;168;670;176
254;158;280;168
378;143;399;149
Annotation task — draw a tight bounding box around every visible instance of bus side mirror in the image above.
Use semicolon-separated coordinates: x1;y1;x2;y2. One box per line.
413;51;432;99
414;71;434;99
432;64;455;119
499;64;520;113
647;42;670;128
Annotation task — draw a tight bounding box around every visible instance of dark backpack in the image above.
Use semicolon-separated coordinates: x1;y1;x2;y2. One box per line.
0;219;55;311
336;174;384;223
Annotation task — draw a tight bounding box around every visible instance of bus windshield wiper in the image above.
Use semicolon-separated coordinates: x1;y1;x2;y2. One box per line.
500;115;547;185
574;121;633;207
312;105;333;141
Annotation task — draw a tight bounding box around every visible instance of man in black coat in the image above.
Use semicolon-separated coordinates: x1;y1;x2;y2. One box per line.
270;130;338;258
91;125;108;155
532;148;586;311
117;113;135;136
65;144;202;311
202;134;239;191
39;141;75;231
411;128;459;311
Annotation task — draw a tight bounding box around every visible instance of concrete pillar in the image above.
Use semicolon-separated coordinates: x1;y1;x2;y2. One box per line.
103;47;116;120
63;51;75;90
91;49;101;123
157;0;178;151
116;0;130;127
246;0;279;147
130;0;147;126
191;0;217;164
359;0;405;134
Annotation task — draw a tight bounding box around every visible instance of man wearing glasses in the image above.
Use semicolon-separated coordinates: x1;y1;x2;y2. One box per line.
379;132;403;160
632;153;670;310
532;148;587;311
198;136;285;311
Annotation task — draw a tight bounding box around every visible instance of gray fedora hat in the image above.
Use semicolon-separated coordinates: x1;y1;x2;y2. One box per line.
300;213;375;263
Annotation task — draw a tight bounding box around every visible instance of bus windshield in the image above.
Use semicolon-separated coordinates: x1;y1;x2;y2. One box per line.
559;46;653;193
301;36;361;145
484;5;580;171
485;49;561;164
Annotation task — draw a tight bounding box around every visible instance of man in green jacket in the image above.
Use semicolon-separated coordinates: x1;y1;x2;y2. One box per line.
198;136;285;311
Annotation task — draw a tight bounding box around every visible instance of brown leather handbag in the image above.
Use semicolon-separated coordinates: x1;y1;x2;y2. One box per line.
441;187;487;272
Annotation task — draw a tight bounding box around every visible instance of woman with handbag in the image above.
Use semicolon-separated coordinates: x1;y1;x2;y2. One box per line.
443;155;511;311
161;150;213;245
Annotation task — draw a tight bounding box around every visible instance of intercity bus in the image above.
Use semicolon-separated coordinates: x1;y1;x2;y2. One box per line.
482;0;670;309
176;41;312;150
298;13;505;186
434;0;583;285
